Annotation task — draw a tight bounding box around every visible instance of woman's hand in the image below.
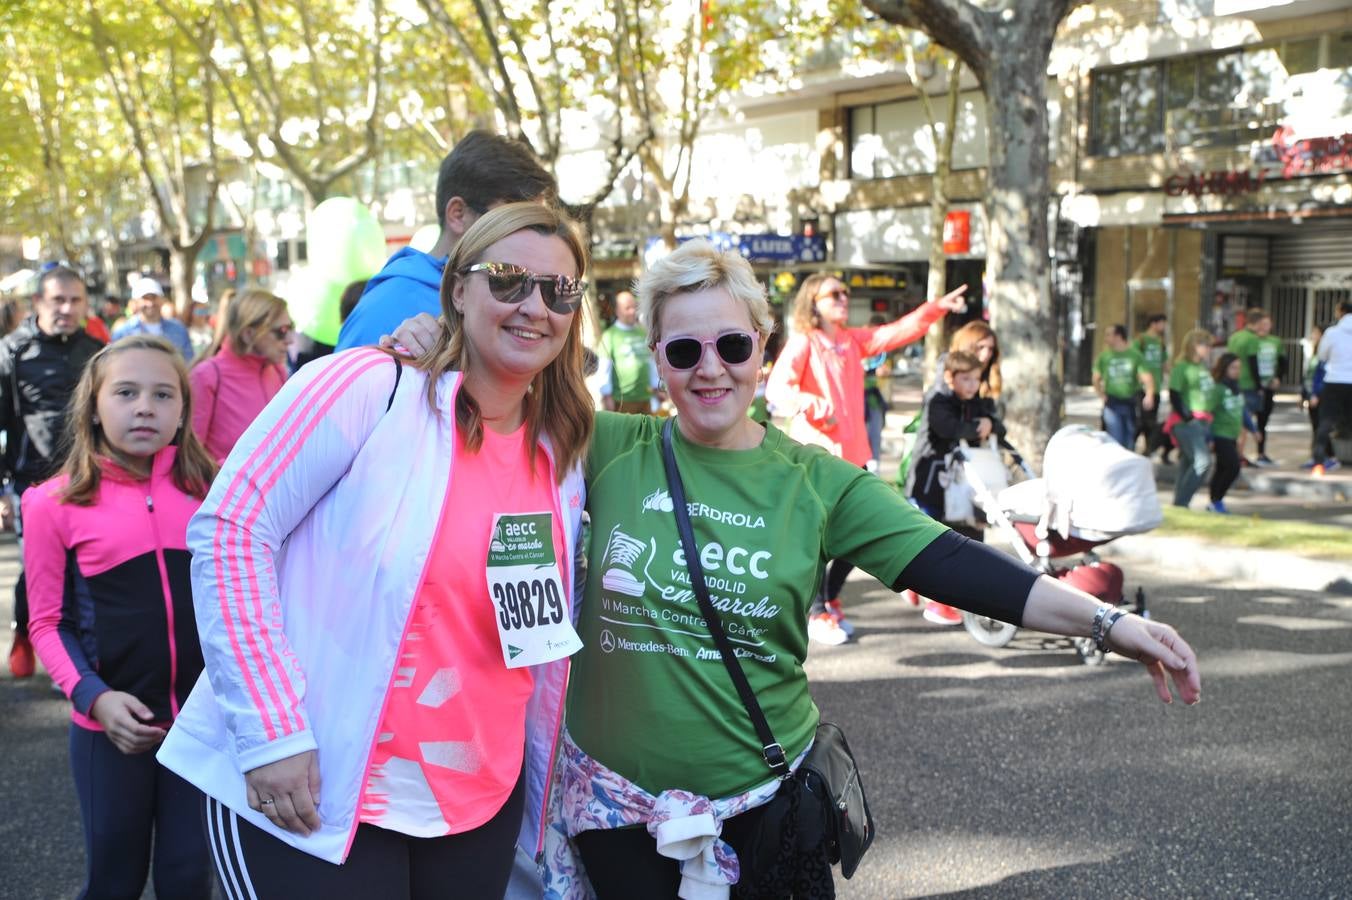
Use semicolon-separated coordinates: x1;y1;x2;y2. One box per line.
377;312;441;357
1104;614;1201;705
90;691;167;754
933;284;969;314
245;750;323;836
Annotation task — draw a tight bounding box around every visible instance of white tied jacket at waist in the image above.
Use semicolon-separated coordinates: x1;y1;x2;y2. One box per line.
158;348;586;870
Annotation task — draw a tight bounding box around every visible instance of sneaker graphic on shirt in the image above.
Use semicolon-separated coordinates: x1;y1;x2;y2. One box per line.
601;525;647;597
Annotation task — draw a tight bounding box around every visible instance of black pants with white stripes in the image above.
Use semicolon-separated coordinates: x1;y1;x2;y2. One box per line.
203;770;524;900
69;724;212;900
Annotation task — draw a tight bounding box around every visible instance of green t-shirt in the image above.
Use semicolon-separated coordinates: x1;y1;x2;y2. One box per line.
1132;334;1166;387
1226;328;1260;391
599;323;655;404
1209;383;1245;439
1095;348;1147;400
1255;335;1283;383
569;412;947;798
1167;360;1214;417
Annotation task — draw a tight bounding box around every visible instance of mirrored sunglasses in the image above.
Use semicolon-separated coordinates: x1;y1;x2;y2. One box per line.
460;262;585;315
658;331;758;370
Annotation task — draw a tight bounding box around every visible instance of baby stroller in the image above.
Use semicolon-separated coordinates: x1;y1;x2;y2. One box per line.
955;425;1163;664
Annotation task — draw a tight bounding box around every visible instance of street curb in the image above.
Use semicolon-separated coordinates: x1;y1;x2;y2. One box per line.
1101;534;1352;594
1150;463;1350;501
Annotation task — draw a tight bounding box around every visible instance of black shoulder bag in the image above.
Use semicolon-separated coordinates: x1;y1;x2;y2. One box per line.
660;419;875;894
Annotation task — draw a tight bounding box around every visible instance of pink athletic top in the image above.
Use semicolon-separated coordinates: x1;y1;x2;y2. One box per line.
189;341;287;462
359;422;567;837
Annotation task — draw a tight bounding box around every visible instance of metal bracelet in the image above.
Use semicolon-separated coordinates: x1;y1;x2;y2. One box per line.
1099;609;1127;654
1090;604;1110;651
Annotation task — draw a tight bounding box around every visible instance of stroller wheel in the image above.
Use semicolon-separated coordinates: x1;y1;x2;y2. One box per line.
963;612;1017;648
1074;637;1108;666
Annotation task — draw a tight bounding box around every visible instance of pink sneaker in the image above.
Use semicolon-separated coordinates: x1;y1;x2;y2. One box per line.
900;589;923;607
823;599;855;637
922;601;963;626
808;613;849;646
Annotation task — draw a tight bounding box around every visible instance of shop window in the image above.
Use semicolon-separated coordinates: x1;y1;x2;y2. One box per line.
1328;32;1352;71
1281;37;1321;76
847;92;989;179
1090;66;1165;156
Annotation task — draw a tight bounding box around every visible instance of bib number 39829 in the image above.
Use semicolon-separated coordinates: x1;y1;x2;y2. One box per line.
486;512;582;668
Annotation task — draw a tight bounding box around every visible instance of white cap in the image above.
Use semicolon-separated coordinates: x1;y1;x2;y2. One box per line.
131;277;164;298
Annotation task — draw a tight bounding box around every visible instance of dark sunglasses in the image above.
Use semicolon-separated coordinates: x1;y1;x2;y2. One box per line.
816;288;850;302
658;331;758;370
269;324;294;339
459;262;586;315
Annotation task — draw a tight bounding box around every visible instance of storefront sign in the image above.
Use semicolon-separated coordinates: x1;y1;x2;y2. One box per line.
1164;170;1267;198
643;232;826;264
942;211;971;254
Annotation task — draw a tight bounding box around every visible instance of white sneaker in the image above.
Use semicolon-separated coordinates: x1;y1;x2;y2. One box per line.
808;613;849;646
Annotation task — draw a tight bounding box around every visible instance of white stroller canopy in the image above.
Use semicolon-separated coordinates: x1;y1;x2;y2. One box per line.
998;425;1162;542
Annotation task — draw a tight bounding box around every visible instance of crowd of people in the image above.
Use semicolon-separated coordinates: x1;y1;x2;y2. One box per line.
0;126;1286;900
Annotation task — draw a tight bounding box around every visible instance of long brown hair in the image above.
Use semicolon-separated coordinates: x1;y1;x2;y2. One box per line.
59;335;218;505
949;320;1003;399
789;272;837;334
415;201;593;482
194;289;289;364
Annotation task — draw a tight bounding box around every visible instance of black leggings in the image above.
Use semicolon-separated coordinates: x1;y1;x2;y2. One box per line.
69;724;212;900
809;559;854;615
1256;388;1276;456
203;770;524;900
575;802;771;898
1211;437;1240;503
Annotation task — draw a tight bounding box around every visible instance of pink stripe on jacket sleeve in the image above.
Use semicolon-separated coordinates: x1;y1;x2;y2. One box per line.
204;349;391;744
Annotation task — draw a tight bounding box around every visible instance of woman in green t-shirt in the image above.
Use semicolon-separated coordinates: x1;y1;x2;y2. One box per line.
1166;329;1216;508
1207;352;1246;514
558;242;1199;898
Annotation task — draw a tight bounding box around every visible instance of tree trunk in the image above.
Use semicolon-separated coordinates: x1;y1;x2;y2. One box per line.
982;56;1060;465
168;246;196;320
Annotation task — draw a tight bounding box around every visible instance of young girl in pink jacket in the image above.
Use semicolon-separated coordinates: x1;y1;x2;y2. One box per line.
25;334;218;899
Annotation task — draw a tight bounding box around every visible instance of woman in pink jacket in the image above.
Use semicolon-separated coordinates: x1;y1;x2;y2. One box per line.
188;289;292;462
766;273;967;644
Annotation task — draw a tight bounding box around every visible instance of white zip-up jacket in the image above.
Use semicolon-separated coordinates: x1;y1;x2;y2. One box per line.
1318;312;1352;384
158;348;586;865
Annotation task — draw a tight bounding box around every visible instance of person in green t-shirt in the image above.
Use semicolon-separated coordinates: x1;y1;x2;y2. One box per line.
1225;308;1284;465
1166;328;1215;509
383;241;1203;897
1093;324;1156;450
1207;352;1246;513
597;290;663;414
1132;314;1169;460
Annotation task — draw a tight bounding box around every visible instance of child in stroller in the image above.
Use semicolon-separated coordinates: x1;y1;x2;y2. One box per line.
905;350;1008;625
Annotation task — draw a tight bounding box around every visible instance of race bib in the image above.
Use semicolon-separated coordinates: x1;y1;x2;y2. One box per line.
486;512;582;669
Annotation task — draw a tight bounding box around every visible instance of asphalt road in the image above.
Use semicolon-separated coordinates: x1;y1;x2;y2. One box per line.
3;533;1350;899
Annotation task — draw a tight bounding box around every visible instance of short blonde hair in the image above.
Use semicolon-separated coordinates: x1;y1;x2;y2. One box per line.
636;240;775;346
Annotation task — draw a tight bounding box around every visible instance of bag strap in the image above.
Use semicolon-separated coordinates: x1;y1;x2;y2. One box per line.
386;355;403;412
661;418;788;778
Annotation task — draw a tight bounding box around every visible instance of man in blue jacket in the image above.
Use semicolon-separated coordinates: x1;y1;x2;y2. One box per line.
336;131;558;350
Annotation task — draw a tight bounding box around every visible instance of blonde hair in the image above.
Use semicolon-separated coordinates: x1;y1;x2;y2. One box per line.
637;240;776;346
415;201;593;482
195;289;289;363
788;272;838;334
59;335;218;505
1176;328;1214;364
949;320;1003;399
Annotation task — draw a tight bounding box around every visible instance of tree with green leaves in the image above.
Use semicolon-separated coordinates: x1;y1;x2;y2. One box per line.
864;0;1086;464
157;0;390;207
87;0;222;313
